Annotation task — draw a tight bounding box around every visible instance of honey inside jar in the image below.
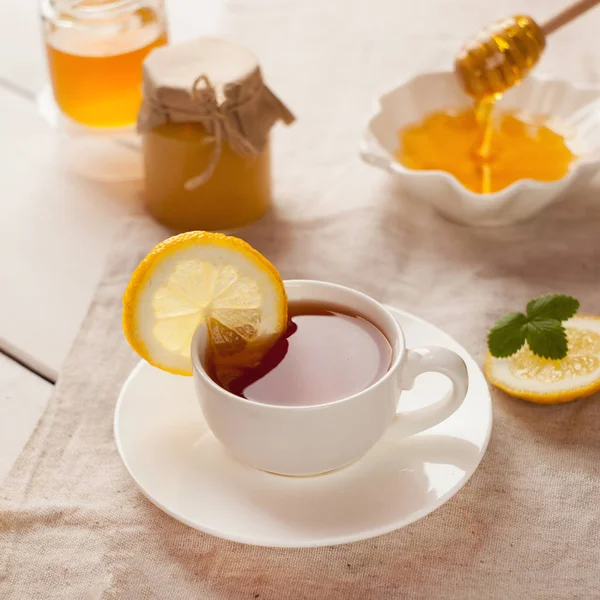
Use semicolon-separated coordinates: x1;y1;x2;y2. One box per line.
43;0;168;128
143;123;272;232
396;104;576;194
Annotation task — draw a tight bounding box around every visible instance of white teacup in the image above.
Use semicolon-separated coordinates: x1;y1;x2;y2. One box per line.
192;280;469;476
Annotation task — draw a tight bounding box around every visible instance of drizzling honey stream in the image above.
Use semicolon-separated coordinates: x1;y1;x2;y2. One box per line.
456;15;549;193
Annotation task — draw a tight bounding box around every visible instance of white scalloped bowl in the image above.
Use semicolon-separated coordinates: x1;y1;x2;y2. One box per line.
360;72;600;227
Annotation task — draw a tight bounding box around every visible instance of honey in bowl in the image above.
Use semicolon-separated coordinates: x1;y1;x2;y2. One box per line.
396;104;576;194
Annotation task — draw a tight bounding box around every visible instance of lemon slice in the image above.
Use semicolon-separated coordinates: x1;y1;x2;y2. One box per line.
122;231;287;376
485;316;600;404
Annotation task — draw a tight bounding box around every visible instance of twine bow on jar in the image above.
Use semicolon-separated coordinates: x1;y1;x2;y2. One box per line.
183;75;260;191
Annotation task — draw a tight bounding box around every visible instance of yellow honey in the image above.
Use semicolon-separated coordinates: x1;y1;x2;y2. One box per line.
396;107;575;194
142;123;272;232
43;1;168;128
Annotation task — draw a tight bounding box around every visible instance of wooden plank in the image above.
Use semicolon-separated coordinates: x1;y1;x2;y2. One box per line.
0;354;52;485
0;0;44;96
0;87;141;380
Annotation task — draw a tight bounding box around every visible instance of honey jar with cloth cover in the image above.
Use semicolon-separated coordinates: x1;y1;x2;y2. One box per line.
138;37;295;231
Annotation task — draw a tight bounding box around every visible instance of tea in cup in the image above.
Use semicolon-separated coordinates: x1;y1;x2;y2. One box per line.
206;299;393;406
192;280;469;476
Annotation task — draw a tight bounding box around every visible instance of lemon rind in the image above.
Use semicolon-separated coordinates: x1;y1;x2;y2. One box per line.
122;231;287;376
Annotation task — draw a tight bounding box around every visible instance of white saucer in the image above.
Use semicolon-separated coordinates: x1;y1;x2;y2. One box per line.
114;306;492;547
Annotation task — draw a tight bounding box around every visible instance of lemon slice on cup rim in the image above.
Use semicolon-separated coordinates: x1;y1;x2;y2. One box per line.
485;316;600;404
122;231;287;376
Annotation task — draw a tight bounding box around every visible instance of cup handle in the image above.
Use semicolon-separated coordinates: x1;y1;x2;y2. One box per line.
395;346;469;438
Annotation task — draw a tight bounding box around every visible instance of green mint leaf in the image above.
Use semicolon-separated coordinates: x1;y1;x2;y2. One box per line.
487;312;528;358
526;294;580;322
523;319;568;360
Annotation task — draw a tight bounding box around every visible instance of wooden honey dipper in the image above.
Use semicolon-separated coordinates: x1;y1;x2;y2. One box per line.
455;0;600;98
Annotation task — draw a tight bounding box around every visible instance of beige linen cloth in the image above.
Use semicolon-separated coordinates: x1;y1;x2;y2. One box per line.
2;199;600;599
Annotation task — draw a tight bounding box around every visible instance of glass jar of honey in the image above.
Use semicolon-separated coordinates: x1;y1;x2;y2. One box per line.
41;0;168;129
137;38;295;232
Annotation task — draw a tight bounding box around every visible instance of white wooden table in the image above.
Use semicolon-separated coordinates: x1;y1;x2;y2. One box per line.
1;0;598;484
